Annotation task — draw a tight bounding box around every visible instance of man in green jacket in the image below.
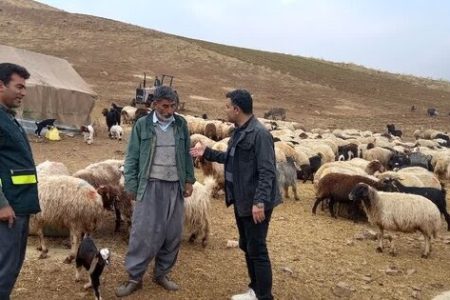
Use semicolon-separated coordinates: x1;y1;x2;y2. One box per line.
116;86;195;297
0;63;40;300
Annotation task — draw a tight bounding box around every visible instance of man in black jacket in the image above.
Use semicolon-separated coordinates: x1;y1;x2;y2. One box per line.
0;63;40;299
191;89;281;300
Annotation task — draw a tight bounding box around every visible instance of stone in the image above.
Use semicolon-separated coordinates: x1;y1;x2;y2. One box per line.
346;239;354;246
281;267;294;276
226;240;238;248
362;276;373;283
332;282;353;298
407;269;417;276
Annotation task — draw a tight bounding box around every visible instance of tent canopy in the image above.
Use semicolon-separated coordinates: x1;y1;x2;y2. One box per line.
0;44;96;129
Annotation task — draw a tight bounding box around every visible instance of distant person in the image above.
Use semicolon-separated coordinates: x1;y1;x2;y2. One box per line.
190;89;281;300
116;86;195;297
411;105;416;112
0;63;40;299
154;75;161;87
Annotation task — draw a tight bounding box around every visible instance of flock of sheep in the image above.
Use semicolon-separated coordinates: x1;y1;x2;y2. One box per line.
32;112;450;268
185;115;450;259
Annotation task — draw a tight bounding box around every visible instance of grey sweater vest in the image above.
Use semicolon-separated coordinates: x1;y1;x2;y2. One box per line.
149;125;179;181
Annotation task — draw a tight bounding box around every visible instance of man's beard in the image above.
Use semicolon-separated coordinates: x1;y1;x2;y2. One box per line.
156;111;174;123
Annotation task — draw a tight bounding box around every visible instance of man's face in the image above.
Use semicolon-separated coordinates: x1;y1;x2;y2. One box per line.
225;99;238;123
0;73;27;109
154;98;177;119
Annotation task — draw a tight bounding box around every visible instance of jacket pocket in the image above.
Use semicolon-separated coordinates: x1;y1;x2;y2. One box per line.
237;141;254;161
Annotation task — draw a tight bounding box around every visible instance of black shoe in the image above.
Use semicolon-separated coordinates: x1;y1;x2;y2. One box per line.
115;280;142;297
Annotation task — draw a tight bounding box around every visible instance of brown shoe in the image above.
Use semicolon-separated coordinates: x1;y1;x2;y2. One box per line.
115;280;142;297
155;276;179;291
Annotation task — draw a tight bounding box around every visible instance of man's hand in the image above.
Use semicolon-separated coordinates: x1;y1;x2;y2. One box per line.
190;142;206;158
0;205;16;228
184;183;193;198
252;204;265;224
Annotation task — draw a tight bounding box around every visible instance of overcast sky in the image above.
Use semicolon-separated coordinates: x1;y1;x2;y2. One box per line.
37;0;450;81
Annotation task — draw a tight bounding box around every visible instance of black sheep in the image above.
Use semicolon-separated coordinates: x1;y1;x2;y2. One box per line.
297;153;322;183
75;235;110;300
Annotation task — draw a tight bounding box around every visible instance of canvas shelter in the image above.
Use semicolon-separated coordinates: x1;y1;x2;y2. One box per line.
0;44;96;131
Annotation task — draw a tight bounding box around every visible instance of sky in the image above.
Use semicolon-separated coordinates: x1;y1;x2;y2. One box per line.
36;0;450;81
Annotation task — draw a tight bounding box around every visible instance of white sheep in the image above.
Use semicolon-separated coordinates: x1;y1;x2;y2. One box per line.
73;160;123;188
36;160;70;178
184;176;216;247
30;175;106;263
349;183;441;258
110;124;123;140
363;146;393;169
121;106;137;124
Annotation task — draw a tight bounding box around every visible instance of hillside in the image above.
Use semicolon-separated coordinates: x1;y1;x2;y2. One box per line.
1;0;449;133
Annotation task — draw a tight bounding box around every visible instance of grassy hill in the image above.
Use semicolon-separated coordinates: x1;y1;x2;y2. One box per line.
1;0;449;133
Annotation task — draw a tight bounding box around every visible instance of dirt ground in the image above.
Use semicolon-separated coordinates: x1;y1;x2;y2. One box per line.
7;127;450;300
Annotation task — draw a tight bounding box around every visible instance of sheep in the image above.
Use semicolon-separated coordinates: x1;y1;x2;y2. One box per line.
363;146;393;169
190;134;216;148
348;183;441;258
264;107;286;120
397;167;441;189
36;160;70;178
379;177;450;230
277;157;299;201
184;176;216;247
313;161;374;187
386;124;402;138
73;161;123;188
101;108;119;132
96;184;134;233
80;125;94;145
336;143;358;161
121;106;137;124
312;173;389;220
296;154;322;183
30;175;106;263
110;124;123;140
134;107;150;122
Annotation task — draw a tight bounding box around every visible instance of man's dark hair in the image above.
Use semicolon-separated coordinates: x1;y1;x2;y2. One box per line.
153;85;178;102
0;63;30;85
226;89;253;114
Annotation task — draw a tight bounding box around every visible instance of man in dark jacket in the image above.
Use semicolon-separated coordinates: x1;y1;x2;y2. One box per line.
0;63;40;299
191;89;281;300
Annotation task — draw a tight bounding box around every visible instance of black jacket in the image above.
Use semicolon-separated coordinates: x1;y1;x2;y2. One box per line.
204;116;281;217
0;107;40;215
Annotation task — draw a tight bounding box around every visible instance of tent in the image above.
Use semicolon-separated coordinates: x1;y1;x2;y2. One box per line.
0;44;96;131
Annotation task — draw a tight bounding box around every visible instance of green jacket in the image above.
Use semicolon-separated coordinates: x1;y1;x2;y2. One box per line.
0;107;40;215
123;111;196;201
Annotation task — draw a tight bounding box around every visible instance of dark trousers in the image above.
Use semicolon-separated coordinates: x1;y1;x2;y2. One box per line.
0;215;30;300
235;208;273;300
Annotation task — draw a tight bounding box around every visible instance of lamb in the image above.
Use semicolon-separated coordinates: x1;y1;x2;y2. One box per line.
80;125;94;145
386;124;402;138
312;173;390;220
184;176;216;247
337;143;358;161
277;157;300;201
349;183;441;258
110;124;123;141
35;118;56;137
30;175;106;263
379;177;450;230
75;235;110;300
